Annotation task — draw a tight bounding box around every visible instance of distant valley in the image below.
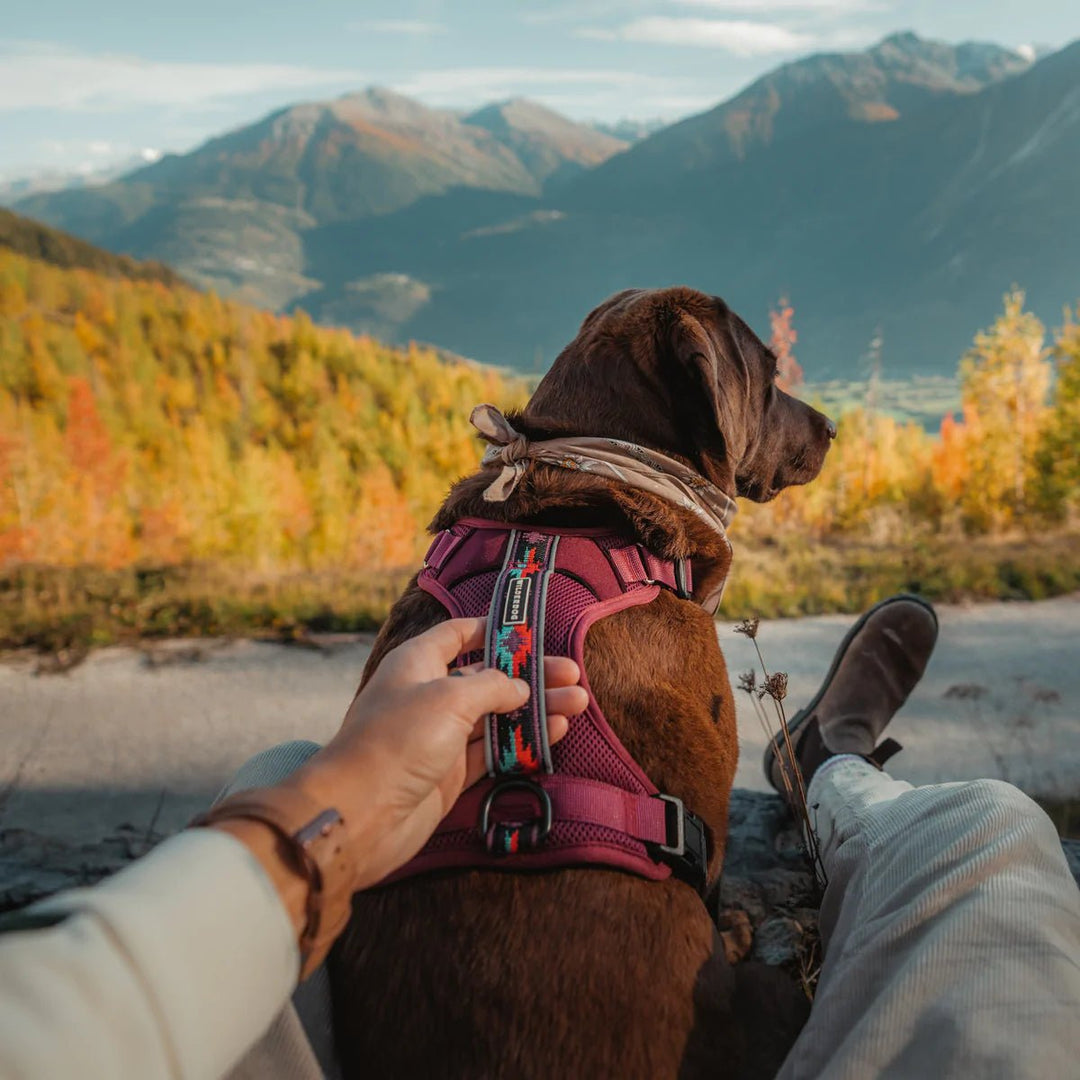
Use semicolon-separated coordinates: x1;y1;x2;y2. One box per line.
11;32;1080;379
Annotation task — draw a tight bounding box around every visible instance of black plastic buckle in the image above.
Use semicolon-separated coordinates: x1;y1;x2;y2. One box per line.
674;558;692;600
479;778;553;855
654;793;709;895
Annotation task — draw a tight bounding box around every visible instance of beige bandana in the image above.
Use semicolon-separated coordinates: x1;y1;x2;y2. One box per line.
470;404;736;611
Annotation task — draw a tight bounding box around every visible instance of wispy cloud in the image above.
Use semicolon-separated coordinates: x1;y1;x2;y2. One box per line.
0;139;162;184
672;0;884;11
0;41;362;112
578;17;813;55
392;65;707;116
351;19;448;36
519;1;654;26
394;65;685;97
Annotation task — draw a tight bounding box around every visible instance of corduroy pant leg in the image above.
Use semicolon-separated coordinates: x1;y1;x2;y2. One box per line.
776;757;1080;1080
216;741;341;1080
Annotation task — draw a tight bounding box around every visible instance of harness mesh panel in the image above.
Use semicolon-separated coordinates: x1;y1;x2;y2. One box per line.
400;522;676;880
449;570;501;617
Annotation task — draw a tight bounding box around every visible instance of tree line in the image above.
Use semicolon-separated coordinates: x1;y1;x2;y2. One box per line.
0;248;1076;585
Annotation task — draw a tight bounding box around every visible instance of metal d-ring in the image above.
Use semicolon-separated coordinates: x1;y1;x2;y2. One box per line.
478;778;553;843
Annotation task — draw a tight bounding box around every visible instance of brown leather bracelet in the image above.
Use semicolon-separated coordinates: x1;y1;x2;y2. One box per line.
192;786;354;979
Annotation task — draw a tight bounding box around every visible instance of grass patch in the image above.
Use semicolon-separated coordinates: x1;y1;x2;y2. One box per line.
718;531;1080;620
0;563;411;654
2;531;1078;656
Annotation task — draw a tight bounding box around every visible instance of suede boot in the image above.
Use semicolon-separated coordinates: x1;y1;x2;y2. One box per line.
764;594;939;801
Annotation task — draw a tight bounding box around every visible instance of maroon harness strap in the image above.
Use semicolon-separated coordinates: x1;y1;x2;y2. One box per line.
387;517;709;891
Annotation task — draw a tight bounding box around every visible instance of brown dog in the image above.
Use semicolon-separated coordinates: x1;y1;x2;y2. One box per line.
329;287;834;1078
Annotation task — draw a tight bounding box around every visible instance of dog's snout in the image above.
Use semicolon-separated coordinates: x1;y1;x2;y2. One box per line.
825;417;838;440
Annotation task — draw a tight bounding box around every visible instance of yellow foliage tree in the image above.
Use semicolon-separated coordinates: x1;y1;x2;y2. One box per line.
956;290;1051;530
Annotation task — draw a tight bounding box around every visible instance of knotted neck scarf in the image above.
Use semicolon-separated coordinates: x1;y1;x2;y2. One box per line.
470;404;737;611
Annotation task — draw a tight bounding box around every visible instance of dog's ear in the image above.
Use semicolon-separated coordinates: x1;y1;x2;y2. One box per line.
669;308;750;482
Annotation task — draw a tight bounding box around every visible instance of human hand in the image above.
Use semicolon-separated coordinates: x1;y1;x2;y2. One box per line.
291;618;587;891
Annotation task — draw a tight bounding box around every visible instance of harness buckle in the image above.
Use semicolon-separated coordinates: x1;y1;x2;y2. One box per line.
479;778;553;856
674;558;692;600
656;793;686;856
654;793;709;895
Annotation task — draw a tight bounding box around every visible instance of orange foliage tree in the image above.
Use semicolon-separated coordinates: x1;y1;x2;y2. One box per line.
769;297;803;393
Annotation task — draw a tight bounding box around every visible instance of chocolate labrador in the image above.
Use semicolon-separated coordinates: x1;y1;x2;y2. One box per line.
328;286;834;1078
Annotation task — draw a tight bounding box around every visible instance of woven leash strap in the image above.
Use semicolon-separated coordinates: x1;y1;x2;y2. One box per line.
484;530;560;782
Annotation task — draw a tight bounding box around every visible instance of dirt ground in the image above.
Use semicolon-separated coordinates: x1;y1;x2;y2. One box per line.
1;595;1077;906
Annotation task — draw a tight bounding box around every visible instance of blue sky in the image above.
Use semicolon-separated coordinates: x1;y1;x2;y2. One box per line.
1;0;1077;180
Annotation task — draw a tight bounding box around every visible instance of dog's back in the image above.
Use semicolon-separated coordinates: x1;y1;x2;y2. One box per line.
330;587;741;1078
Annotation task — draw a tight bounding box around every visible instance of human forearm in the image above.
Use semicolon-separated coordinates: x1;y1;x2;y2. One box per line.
0;619;586;1080
199;618;586;973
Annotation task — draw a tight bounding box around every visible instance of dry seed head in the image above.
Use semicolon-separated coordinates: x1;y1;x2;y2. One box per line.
734;617;760;639
759;671;789;702
737;670;757;695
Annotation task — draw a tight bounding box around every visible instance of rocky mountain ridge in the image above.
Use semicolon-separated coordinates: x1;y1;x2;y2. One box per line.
14;32;1079;378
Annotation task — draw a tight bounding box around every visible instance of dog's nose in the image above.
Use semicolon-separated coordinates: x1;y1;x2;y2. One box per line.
826;418;837;440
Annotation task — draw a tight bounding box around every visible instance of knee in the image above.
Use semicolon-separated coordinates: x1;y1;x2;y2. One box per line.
962;778;1046;820
218;739;323;801
947;778;1061;858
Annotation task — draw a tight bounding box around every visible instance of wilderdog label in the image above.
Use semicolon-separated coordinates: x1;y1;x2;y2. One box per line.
502;576;533;626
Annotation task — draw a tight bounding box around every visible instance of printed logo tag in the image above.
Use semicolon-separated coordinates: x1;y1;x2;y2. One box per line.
502;576;533;626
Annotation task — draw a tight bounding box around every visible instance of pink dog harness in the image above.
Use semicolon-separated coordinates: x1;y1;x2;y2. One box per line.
390;517;710;893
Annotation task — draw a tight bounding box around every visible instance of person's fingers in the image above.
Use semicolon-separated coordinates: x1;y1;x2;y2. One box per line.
548;711;570;746
440;667;529;724
463;739;487;789
462;713;570;789
454;655;581;686
450;661;486;677
546;684;588;719
542;655;581;689
461;685;585;745
397;618;487;672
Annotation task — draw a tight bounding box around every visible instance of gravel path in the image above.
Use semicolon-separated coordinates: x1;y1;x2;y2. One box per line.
725;594;1080;795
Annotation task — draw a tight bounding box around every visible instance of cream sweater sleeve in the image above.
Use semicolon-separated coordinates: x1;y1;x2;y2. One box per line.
0;828;300;1080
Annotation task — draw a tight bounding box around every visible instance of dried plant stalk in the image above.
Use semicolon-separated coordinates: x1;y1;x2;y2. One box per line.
735;620;827;886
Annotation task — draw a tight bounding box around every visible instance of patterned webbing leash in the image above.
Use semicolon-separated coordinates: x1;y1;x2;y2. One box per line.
482;530;559;854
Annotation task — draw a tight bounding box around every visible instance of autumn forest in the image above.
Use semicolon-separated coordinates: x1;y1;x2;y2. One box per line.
1;245;1078;653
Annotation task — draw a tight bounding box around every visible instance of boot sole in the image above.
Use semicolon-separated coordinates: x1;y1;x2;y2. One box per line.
760;593;939;793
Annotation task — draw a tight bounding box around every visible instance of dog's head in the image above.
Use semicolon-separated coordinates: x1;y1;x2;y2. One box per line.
525;287;835;502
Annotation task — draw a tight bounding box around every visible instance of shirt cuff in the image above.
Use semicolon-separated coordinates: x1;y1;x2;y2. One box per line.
33;828;300;1079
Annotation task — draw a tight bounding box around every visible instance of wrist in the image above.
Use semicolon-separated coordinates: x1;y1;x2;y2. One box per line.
284;750;381;889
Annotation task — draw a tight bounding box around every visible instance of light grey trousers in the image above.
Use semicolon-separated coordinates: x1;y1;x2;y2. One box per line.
223;743;1080;1079
778;756;1080;1079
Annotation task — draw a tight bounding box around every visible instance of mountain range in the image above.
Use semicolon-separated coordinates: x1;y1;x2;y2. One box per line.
13;31;1080;377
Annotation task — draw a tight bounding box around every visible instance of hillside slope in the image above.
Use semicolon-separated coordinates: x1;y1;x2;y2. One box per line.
15;90;625;312
465;98;627;188
567;33;1031;209
0;239;522;576
0;207;183;287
